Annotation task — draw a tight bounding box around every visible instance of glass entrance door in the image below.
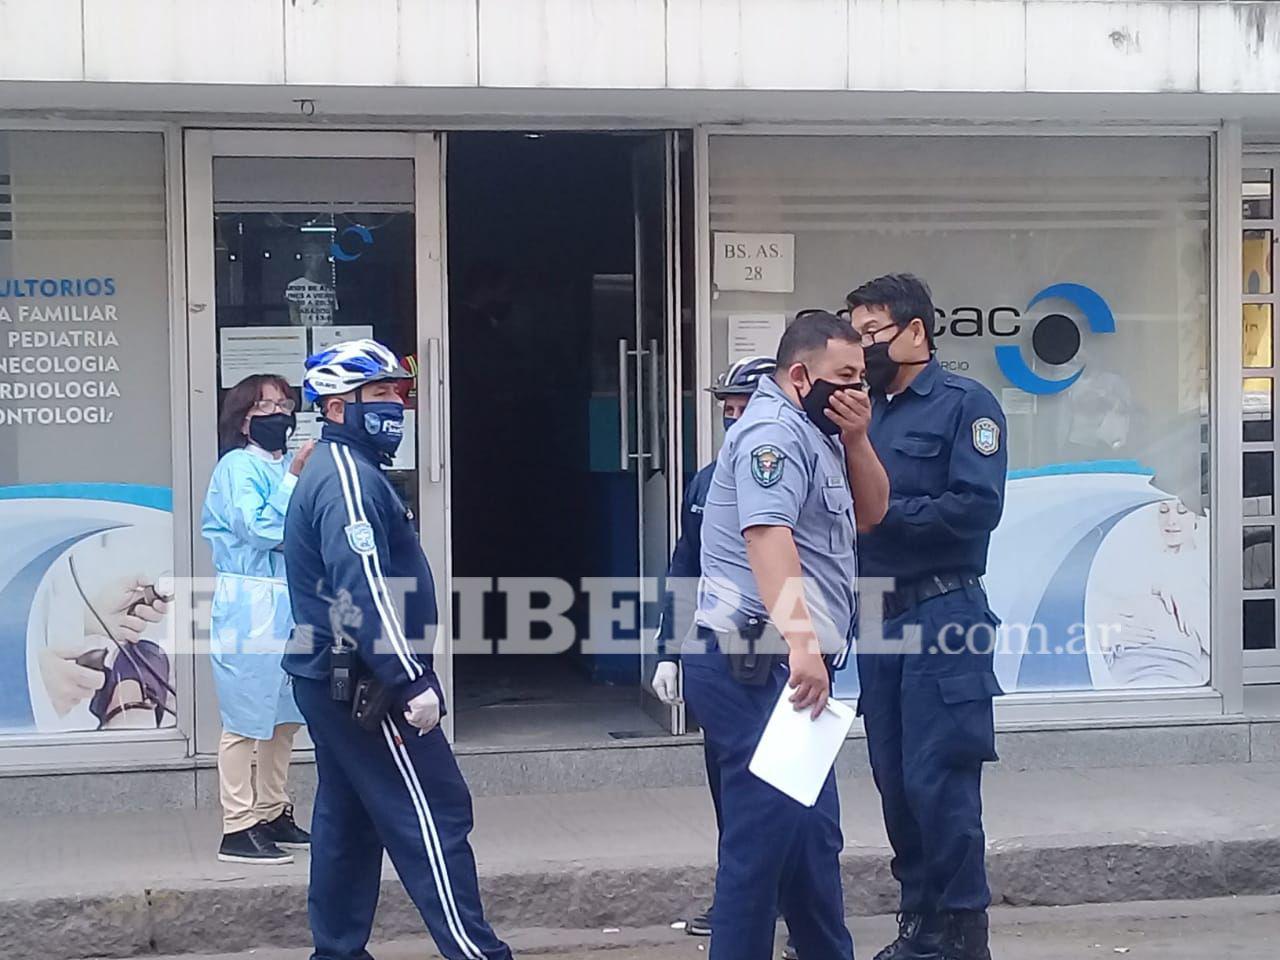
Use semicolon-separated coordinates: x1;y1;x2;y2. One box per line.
632;133;685;734
184;132;449;750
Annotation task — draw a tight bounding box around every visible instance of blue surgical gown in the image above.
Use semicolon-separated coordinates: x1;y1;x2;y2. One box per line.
201;445;305;739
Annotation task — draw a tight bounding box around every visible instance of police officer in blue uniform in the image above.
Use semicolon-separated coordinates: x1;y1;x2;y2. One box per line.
283;339;513;960
684;311;889;960
650;355;778;942
845;276;1008;960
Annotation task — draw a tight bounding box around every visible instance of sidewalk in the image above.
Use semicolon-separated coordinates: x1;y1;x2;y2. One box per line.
5;763;1280;959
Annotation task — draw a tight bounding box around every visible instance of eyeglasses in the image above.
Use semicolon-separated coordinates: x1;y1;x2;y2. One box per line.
251;398;297;415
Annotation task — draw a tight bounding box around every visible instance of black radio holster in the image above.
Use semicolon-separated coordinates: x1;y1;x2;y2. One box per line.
351;675;395;732
723;618;784;686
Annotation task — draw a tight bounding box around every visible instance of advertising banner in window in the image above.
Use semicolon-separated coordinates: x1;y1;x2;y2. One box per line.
0;131;176;736
710;135;1210;694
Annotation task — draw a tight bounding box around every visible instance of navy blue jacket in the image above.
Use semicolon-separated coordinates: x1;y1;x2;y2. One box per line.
857;360;1008;582
283;422;443;711
657;462;715;662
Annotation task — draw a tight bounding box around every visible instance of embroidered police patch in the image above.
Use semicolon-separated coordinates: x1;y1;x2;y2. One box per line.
751;445;785;487
972;418;1000;456
345;521;377;556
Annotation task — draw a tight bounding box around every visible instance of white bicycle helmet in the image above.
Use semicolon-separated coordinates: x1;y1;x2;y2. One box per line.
302;338;412;404
709;355;777;399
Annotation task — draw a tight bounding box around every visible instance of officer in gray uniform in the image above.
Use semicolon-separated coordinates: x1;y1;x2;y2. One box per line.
683;310;889;960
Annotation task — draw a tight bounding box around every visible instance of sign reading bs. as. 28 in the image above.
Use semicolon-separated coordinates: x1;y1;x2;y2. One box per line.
714;233;795;293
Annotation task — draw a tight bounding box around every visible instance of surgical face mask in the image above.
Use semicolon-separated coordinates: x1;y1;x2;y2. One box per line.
723;414;739;433
344;400;405;459
800;368;863;437
863;322;929;394
247;412;295;454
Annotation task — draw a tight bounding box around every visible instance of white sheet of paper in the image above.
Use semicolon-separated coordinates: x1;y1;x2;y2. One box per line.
311;324;374;355
728;313;786;361
219;326;309;387
749;687;855;807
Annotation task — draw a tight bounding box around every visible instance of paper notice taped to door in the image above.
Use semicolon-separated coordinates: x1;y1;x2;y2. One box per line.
728;314;786;362
749;687;854;807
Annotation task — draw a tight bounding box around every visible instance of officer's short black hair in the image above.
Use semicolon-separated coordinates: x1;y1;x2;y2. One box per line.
845;273;937;351
776;310;861;370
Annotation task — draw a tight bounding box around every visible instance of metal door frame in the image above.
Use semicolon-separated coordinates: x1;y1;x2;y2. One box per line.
183;129;454;749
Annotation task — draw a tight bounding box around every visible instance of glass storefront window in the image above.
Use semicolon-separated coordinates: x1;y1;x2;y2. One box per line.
1244;230;1274;295
1244;525;1275;591
0;131;175;739
1244;377;1273;442
710;134;1210;694
1243;304;1273;369
1244;168;1274;221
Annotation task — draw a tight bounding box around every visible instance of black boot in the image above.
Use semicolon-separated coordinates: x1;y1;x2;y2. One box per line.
873;912;944;960
940;910;992;960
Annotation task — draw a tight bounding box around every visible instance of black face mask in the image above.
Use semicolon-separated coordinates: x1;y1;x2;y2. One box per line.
248;412;296;454
864;324;929;394
800;369;864;437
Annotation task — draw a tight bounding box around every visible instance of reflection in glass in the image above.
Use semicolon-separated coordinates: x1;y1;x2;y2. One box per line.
1244;598;1276;650
1244;377;1274;442
1244;450;1274;517
1244;230;1274;295
1244;168;1274;220
1244;526;1275;590
1243;304;1273;369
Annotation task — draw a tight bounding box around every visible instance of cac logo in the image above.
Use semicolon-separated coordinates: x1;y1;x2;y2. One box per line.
993;283;1115;395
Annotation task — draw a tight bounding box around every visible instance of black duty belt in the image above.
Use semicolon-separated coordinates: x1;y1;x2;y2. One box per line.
884;573;981;619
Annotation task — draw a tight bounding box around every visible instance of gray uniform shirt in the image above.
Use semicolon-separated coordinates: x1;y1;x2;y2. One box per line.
695;374;857;656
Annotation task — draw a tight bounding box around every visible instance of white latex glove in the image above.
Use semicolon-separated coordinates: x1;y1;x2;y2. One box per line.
652;661;681;705
404;687;441;735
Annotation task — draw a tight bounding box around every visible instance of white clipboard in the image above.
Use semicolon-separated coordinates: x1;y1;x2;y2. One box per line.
748;687;855;807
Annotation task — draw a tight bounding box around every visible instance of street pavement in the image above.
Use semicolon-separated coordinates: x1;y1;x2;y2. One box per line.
95;896;1280;959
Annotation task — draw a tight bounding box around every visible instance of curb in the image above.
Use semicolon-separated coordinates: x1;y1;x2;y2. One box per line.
8;835;1280;959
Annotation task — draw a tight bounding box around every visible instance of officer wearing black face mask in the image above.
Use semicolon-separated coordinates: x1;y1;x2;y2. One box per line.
844;275;1008;960
283;339;513;960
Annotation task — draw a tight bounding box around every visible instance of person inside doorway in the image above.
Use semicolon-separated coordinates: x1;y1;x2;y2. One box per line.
202;373;316;864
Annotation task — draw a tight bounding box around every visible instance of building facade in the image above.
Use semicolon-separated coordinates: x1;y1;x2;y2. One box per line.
2;0;1280;809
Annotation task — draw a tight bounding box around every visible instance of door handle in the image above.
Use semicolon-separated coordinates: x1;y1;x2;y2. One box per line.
426;337;443;483
618;338;631;471
647;337;663;471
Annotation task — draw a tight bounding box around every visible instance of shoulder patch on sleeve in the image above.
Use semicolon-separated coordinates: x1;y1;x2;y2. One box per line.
972;418;1001;456
344;520;377;556
750;444;786;487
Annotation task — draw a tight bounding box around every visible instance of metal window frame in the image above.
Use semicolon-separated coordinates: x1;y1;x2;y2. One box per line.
1241;145;1280;679
0;120;195;770
694;121;1242;722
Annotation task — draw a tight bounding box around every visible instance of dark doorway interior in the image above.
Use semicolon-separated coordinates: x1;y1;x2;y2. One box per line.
447;132;666;746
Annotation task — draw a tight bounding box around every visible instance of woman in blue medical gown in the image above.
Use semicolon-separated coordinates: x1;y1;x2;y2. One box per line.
201;373;315;865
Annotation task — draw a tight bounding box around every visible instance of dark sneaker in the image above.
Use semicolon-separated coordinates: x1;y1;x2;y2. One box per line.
940;911;991;960
782;936;798;960
259;804;311;848
217;824;294;865
874;912;944;960
685;908;712;937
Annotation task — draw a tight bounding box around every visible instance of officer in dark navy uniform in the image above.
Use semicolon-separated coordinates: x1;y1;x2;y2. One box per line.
649;355;778;943
684;312;889;960
283;339;512;960
845;276;1007;960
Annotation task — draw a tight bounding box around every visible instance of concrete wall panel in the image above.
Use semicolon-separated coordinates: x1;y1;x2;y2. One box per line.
1200;2;1280;94
83;0;284;84
667;0;848;91
0;0;82;81
479;0;665;88
849;0;1026;93
1025;1;1199;93
285;0;478;87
